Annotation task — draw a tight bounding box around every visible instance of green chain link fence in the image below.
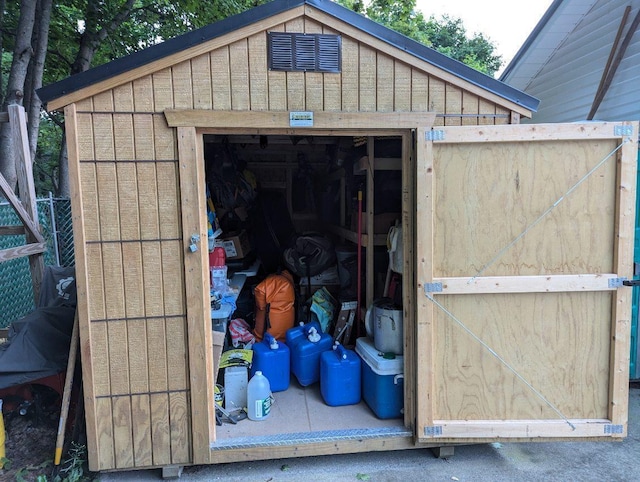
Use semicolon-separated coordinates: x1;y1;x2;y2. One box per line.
0;196;74;328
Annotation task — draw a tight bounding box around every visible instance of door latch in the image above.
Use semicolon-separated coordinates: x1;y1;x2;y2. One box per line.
622;279;640;287
189;234;200;252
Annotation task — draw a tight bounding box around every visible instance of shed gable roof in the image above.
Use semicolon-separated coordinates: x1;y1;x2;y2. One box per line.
37;0;539;113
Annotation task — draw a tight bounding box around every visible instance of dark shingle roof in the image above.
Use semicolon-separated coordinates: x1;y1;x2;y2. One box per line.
37;0;539;112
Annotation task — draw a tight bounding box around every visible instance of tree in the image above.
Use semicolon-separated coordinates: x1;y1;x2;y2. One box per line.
338;0;502;76
0;0;36;191
1;0;267;197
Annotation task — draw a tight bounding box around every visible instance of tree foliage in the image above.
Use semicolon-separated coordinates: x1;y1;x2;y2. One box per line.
337;0;502;76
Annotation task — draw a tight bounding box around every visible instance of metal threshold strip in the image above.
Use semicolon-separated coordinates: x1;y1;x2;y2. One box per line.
211;426;412;450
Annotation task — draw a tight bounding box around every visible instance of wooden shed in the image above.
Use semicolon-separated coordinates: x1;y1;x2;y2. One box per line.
37;0;638;475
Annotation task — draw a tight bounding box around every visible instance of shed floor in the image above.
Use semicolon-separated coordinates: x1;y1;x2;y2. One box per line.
214;379;403;441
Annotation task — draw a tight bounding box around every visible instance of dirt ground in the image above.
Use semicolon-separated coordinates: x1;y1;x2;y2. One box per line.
2;409;58;481
1;386;92;482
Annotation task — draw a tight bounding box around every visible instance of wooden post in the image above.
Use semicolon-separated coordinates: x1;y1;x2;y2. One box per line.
8;104;44;303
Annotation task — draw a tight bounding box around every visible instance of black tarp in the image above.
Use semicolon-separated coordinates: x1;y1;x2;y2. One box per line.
0;266;76;389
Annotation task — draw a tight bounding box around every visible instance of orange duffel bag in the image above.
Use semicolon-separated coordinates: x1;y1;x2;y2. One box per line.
253;270;295;342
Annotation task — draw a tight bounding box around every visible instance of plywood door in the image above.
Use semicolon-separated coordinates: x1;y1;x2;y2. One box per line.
415;122;638;442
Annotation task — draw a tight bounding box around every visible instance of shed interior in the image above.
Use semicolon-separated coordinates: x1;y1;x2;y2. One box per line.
203;132;409;440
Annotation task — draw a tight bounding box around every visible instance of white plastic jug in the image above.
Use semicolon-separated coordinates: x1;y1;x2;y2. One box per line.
247;371;272;421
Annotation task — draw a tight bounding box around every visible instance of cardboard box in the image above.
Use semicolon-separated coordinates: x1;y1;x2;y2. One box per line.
216;230;251;260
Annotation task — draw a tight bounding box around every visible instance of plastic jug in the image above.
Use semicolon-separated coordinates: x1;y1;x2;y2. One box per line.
289;326;333;386
251;333;290;392
210;246;228;294
285;320;322;348
247;371;272;421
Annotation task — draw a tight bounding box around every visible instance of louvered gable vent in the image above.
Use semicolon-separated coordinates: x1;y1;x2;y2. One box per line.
268;32;341;72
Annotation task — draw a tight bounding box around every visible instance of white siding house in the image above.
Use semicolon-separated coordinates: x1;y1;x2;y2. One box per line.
500;0;640;123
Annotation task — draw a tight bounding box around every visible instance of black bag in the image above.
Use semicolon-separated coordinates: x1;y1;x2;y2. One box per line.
283;234;336;278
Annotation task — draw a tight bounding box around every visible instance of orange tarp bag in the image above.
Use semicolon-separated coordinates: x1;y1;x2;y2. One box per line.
253;270;296;342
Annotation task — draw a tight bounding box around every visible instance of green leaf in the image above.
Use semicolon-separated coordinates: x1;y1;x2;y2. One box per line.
0;456;12;470
356;474;370;481
280;464;290;471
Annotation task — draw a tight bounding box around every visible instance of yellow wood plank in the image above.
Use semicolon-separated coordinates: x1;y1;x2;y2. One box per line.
131;394;153;467
166;316;188;391
444;84;462;126
341;36;359;112
411;70;429;112
150;393;171;466
478;98;497;126
165;110;436;129
152;69;174;112
209;434;419;464
211;47;232;110
133;114;155;160
461;91;480;126
359;45;376;112
169;391;191;464
142;243;164;317
95;397;115;471
161;240;185;316
436;274;623;294
376;53;394;112
394;61;411;111
153;114;176;160
79;169;100;242
95;163;120;241
429;78;445;125
117;164;140;240
191;53;213;110
113;83;134;111
609;123;638;429
287;70;305;111
64;103;101;470
433;122;631;143
92;91;114;112
136;165;160;240
248;32;268;111
88;303;110;394
267;24;287;111
147;317;168;391
177;126;215;462
415;125;435;438
112;395;134;468
76;113;95;160
114;114;135;160
122;243;145;317
172;59;193;109
426;419;622;440
93;114;115;161
401;131;416;429
229;39;250;110
156;163;180;239
133;76;154;112
101;243;126;319
75;98;93;111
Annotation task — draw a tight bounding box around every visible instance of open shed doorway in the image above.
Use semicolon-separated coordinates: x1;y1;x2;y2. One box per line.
202;131;411;443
